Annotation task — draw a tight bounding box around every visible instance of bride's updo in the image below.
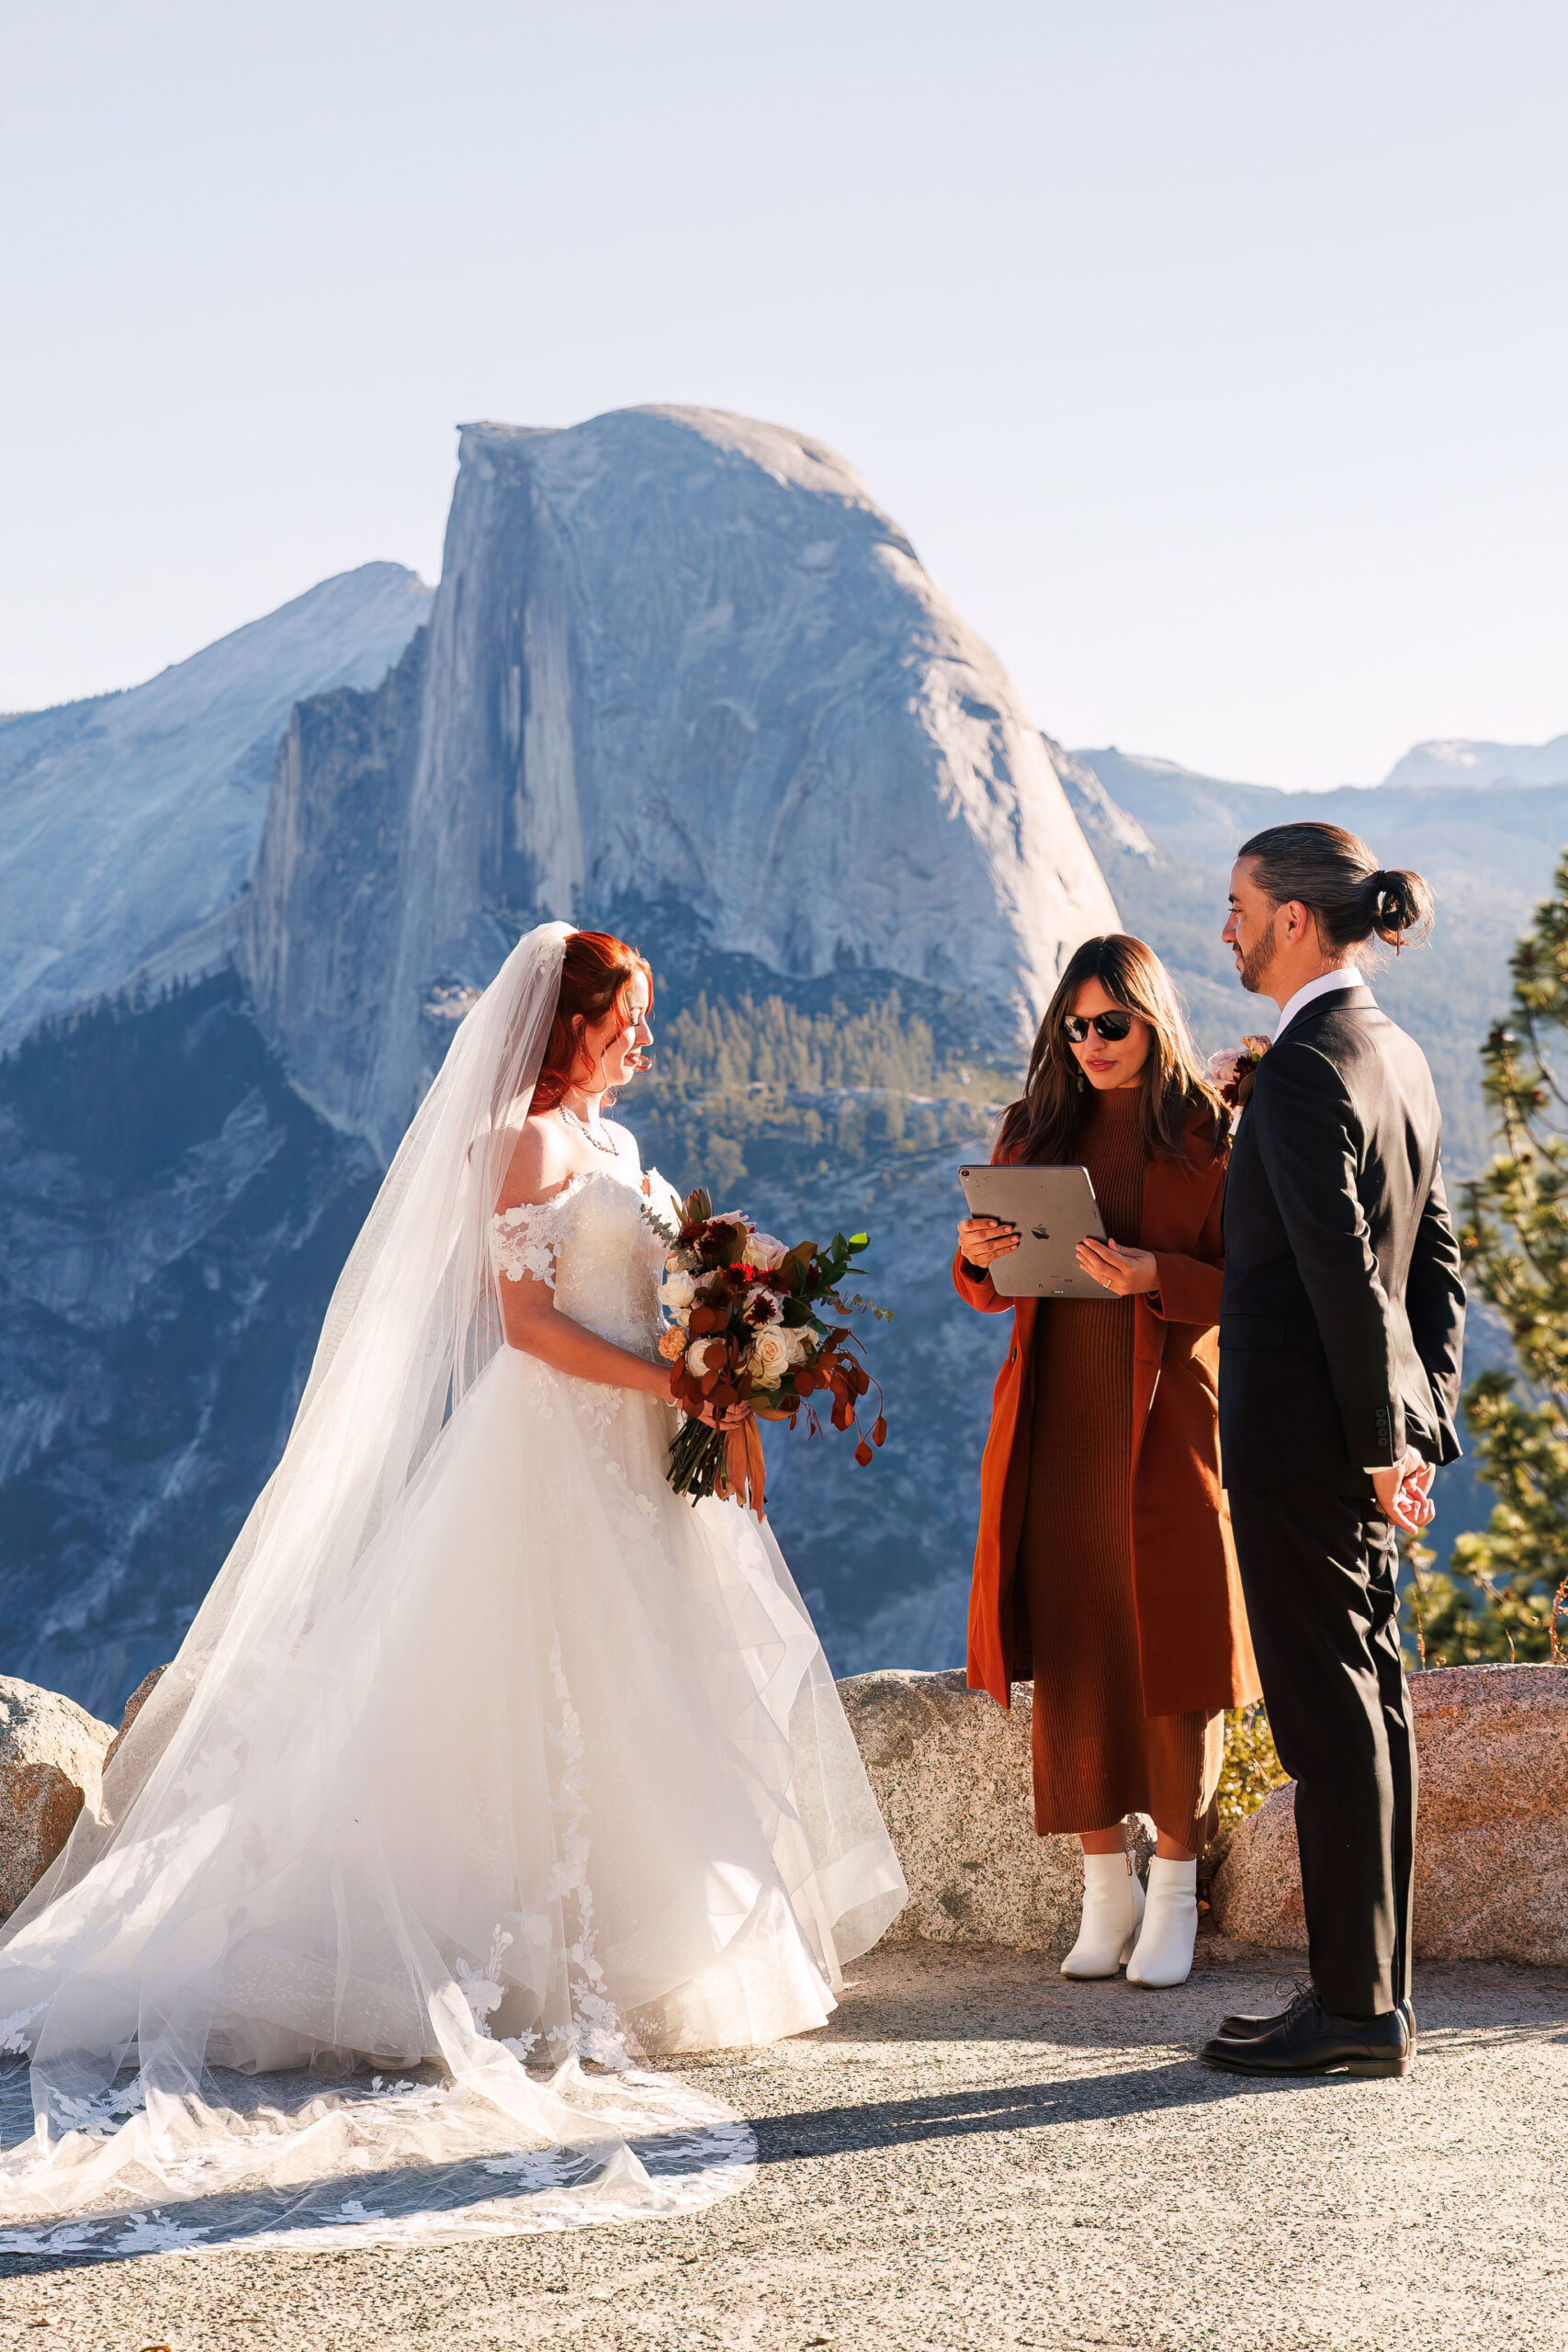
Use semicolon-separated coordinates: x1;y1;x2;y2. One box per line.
532;930;653;1110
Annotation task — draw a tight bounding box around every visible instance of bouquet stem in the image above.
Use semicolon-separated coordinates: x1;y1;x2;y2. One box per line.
668;1415;726;1501
667;1414;768;1517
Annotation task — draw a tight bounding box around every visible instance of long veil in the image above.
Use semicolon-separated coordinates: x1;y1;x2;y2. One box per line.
0;922;756;2253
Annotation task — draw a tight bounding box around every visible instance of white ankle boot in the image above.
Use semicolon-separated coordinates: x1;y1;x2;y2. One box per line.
1125;1857;1199;1987
1060;1850;1145;1979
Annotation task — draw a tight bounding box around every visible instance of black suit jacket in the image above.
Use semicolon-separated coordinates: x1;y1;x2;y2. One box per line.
1219;985;1466;1494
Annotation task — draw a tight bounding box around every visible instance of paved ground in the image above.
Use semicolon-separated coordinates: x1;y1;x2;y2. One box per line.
0;1938;1563;2350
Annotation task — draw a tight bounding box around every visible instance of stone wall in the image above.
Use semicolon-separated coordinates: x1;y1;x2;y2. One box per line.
0;1678;113;1921
1211;1661;1568;1967
838;1668;1152;1952
845;1659;1568;1969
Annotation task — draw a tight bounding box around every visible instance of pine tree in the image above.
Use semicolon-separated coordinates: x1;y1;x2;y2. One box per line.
1416;852;1568;1664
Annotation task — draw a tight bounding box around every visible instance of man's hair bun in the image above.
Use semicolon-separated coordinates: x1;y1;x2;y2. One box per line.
1370;869;1429;940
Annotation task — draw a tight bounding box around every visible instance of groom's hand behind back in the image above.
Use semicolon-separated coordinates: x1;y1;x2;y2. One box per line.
1371;1451;1436;1533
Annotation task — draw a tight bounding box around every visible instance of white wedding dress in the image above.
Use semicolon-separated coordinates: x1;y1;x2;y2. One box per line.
0;926;905;2256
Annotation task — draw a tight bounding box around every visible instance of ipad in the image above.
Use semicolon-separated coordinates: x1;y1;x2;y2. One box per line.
958;1164;1111;1299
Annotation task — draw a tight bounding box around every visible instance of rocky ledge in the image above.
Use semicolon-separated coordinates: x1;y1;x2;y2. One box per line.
0;1678;114;1921
1;1663;1563;1966
838;1666;1153;1951
840;1660;1568;1968
1208;1660;1568;1966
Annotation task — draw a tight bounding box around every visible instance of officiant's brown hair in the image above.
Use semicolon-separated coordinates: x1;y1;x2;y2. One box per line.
998;933;1224;1169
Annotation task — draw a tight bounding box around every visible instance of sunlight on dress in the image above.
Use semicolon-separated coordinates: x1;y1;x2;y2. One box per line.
0;928;905;2257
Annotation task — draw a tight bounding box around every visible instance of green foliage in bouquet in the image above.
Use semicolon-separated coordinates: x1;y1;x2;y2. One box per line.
1412;852;1568;1665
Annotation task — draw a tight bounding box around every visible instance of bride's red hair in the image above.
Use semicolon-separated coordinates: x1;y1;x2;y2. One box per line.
531;930;653;1113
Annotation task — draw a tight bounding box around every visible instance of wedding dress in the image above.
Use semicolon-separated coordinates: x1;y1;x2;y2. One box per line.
0;923;906;2256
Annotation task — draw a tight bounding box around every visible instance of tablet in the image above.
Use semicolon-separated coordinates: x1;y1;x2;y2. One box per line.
958;1163;1111;1299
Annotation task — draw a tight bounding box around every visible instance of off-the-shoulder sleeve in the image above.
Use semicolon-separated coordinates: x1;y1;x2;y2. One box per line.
490;1195;572;1287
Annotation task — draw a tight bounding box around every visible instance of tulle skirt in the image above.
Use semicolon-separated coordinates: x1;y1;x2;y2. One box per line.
0;1351;905;2254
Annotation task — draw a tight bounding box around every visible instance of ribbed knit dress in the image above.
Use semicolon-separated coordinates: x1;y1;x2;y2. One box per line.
1021;1086;1223;1847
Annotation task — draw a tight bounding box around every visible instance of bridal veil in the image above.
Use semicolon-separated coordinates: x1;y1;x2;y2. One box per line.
0;922;902;2253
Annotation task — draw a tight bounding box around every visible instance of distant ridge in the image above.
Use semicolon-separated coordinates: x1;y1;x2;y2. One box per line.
1073;735;1568;797
1378;735;1568;793
0;563;434;1050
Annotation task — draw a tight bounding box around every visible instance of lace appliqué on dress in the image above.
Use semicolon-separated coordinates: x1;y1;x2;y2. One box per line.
545;1638;627;2070
0;2007;39;2057
446;1634;630;2079
490;1185;584;1289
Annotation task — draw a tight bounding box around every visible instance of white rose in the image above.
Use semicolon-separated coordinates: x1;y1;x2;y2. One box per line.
743;1232;788;1272
685;1338;725;1378
776;1323;814;1366
749;1327;794;1385
660;1270;696;1312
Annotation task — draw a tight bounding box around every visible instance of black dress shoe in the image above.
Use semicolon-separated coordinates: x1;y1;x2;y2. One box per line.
1200;1989;1412;2078
1217;1993;1417;2050
1215;1981;1309;2040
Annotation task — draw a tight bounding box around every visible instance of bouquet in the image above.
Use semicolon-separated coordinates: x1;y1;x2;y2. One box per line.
1206;1034;1272;1115
649;1187;887;1519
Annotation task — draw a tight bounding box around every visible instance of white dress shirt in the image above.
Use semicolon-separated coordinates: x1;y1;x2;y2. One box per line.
1274;964;1368;1041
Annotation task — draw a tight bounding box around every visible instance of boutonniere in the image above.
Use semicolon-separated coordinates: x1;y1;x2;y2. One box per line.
1206;1035;1272;1114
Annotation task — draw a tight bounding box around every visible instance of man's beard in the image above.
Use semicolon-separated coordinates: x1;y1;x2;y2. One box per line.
1237;928;1277;995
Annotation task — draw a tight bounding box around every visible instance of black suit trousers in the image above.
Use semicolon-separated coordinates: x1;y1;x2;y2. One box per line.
1227;1485;1416;2018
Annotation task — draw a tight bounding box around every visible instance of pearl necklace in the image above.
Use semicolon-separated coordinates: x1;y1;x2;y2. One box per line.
561;1104;619;1157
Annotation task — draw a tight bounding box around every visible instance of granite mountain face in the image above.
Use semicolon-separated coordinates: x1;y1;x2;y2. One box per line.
0;981;379;1714
238;408;1116;1157
1;406;1117;1714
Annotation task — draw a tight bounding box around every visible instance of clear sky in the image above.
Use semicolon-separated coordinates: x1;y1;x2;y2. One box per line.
3;0;1563;786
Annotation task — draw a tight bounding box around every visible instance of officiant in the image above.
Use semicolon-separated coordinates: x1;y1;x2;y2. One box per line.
953;933;1258;1989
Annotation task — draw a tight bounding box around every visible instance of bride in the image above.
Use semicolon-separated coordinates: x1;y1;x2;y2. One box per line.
0;922;906;2254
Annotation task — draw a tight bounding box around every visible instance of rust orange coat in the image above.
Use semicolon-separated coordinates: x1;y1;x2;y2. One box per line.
954;1117;1260;1719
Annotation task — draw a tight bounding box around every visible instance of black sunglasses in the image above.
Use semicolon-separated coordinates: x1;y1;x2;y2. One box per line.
1063;1009;1134;1045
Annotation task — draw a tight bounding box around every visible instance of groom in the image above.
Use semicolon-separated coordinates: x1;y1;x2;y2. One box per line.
1202;821;1465;2080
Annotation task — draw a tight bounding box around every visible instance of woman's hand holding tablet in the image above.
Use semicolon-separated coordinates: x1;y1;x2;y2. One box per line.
1073;1236;1160;1295
957;1213;1021;1270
